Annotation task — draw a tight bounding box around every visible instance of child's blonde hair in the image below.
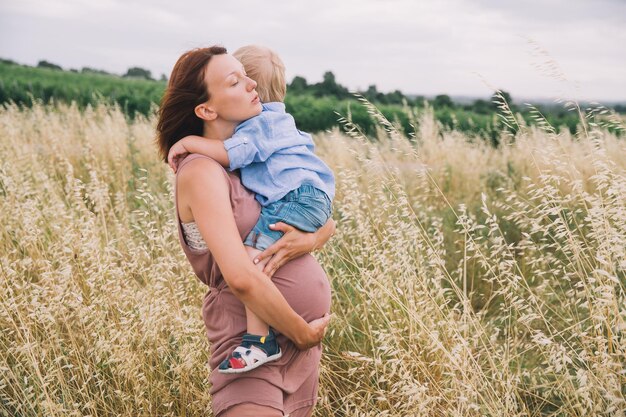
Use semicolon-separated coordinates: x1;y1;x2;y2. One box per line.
233;45;286;103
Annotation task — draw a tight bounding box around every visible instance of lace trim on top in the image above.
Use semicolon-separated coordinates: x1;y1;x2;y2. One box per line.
181;221;208;251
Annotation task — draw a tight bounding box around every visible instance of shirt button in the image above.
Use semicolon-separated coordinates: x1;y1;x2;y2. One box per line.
243;137;248;144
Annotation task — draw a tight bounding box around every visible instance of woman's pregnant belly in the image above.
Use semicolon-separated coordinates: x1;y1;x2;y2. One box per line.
202;253;331;348
271;253;332;322
203;254;331;393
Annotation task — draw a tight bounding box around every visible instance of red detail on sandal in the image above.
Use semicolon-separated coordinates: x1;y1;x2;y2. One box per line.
229;357;246;369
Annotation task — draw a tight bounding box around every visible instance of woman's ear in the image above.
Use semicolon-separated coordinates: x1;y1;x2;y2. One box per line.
194;103;217;121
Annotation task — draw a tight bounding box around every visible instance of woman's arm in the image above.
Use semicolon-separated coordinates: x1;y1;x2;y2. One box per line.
178;158;329;349
253;219;336;277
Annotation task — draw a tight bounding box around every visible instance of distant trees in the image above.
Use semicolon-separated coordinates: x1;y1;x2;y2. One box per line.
471;99;491;114
4;56;623;140
316;71;350;98
363;85;382;102
433;94;453;108
4;58;623;140
289;76;308;93
123;67;153;80
287;73;408;105
385;90;405;105
37;60;63;71
81;67;113;76
288;72;348;99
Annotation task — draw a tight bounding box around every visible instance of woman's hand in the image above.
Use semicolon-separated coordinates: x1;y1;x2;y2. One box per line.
253;222;314;277
254;219;336;277
293;314;332;350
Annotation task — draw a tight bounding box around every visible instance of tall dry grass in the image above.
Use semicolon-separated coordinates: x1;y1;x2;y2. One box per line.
0;101;624;416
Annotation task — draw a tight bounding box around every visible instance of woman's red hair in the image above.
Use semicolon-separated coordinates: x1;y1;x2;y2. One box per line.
156;46;227;162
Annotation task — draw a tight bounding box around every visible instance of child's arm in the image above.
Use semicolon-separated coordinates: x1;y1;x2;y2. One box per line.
168;135;230;172
224;114;309;171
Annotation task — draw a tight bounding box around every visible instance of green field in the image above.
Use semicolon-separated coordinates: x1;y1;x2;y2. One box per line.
2;60;616;143
0;61;165;117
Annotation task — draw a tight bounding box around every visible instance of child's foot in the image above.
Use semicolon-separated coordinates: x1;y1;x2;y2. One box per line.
218;329;282;374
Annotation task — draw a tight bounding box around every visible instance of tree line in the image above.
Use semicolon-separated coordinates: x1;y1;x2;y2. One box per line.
1;58;623;143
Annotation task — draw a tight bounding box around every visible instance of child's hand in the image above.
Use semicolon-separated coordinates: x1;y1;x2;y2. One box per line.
167;141;189;173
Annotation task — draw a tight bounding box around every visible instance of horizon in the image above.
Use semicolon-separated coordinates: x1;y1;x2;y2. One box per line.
3;56;625;106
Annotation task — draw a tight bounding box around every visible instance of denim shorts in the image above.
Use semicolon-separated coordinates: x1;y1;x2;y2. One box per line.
244;184;332;251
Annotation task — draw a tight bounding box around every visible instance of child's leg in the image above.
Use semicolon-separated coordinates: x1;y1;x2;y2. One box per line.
219;248;282;374
218;246;282;374
218;201;291;374
244;245;270;336
267;186;332;238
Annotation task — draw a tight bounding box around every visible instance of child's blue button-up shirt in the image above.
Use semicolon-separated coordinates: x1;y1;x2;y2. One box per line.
223;102;335;206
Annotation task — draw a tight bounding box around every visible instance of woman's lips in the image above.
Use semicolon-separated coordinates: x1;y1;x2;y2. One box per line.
252;95;260;104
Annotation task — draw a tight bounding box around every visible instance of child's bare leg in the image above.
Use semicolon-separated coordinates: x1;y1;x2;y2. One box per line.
218;245;282;373
244;246;270;336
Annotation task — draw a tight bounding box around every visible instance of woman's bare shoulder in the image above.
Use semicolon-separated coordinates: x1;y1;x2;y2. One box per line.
177;156;227;188
177;156;230;222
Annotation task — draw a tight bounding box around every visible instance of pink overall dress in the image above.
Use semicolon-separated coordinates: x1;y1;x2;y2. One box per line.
175;154;332;415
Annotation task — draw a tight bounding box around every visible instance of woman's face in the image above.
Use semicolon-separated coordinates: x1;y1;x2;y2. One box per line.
204;54;262;123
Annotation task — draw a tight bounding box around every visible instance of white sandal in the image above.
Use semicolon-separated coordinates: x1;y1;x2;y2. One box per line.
218;345;282;374
218;331;282;374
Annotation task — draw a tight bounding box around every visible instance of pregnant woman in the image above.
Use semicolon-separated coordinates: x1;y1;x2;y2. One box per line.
156;46;333;416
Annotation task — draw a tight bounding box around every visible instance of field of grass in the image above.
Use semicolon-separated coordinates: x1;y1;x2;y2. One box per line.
2;60;609;141
0;100;624;416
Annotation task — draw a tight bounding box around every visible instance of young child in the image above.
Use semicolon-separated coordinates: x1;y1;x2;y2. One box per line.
168;45;335;374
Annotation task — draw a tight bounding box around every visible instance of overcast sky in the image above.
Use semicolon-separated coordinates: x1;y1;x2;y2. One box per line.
1;0;625;102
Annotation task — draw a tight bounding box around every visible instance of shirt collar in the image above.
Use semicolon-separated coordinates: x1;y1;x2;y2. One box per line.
261;102;286;113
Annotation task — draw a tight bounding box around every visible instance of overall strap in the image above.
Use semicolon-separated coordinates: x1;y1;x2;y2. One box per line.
176;153;228;173
174;154;230;290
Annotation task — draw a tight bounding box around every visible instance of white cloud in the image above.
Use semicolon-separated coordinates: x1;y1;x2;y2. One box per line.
0;0;624;101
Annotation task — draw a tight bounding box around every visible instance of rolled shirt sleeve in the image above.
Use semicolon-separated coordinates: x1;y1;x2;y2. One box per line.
223;134;254;171
223;115;273;171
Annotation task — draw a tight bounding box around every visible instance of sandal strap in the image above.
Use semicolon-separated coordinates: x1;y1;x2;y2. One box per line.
241;329;277;355
242;329;276;343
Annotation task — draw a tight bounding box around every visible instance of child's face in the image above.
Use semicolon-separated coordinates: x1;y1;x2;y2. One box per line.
204;54;262;123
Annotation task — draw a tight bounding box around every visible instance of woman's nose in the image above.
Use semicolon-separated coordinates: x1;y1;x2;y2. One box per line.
246;76;257;91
